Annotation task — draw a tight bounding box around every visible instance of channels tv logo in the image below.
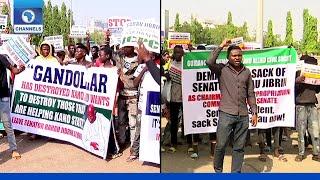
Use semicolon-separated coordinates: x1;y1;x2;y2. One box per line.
21;9;35;24
13;0;43;34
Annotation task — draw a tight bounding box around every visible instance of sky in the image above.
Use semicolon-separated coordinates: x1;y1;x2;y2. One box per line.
46;0;160;25
162;0;320;41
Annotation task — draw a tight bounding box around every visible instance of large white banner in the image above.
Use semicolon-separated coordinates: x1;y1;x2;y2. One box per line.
120;20;160;54
11;61;118;159
139;72;160;164
182;47;297;135
44;35;64;51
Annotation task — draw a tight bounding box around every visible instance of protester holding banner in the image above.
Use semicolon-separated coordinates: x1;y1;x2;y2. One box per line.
0;54;24;159
117;46;139;150
128;41;160;164
56;50;66;63
167;45;192;153
35;41;60;63
91;46;99;63
93;47;122;159
70;43;92;67
187;46;217;160
126;49;148;162
30;41;62;140
64;44;76;63
295;56;320;162
142;51;161;86
258;127;287;162
206;39;258;173
95;47;114;67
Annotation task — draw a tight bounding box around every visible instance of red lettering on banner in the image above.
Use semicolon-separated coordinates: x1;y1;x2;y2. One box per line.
255;89;290;97
203;101;220;108
156;133;160;141
89;94;110;107
188;94;221;102
23;119;45;129
12;117;24;125
34;83;70;97
44;124;61;133
21;81;33;90
71;90;86;101
257;97;278;104
60;127;82;139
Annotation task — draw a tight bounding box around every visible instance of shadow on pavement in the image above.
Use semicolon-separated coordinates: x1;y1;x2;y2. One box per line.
0;132;48;164
161;122;316;173
243;156;273;172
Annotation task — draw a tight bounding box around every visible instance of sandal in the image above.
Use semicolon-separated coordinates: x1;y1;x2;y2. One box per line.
187;147;194;154
29;134;38;141
263;146;271;153
295;155;305;162
278;147;284;154
168;147;177;153
312;155;320;162
258;154;267;162
190;152;198;159
12;151;21;160
108;152;123;159
126;155;138;162
277;154;288;162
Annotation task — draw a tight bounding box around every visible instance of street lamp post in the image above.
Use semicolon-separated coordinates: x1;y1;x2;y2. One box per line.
256;0;264;47
69;0;72;31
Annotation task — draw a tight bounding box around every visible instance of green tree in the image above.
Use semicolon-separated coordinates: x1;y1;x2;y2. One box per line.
190;18;204;44
284;11;293;46
238;22;251;41
43;0;53;37
264;20;276;47
307;16;318;53
302;9;310;51
1;4;12;32
301;9;318;54
52;5;61;35
211;24;229;45
180;21;191;33
90;31;105;45
60;2;69;46
227;11;232;25
174;13;181;32
66;9;74;44
226;12;236;38
274;34;283;46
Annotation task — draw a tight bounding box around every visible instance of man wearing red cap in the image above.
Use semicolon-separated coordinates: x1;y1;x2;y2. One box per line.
82;104;110;156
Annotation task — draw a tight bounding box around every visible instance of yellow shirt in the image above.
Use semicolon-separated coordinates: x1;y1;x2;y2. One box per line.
163;59;172;72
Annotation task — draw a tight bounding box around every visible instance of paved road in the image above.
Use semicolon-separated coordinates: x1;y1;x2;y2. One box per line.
161;118;320;173
0;133;159;172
